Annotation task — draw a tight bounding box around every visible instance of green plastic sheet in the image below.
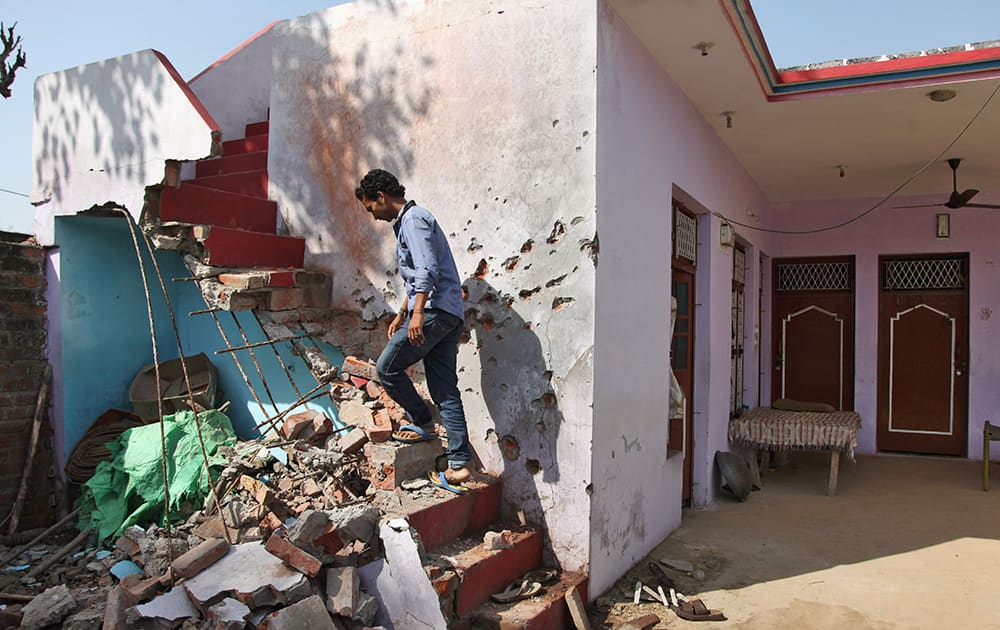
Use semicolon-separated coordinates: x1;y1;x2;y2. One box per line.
77;410;237;542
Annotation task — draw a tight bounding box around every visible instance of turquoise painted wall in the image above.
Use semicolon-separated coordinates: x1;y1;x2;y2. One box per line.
55;216;342;459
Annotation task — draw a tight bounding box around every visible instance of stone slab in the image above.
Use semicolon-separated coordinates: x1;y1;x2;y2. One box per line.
183;542;311;610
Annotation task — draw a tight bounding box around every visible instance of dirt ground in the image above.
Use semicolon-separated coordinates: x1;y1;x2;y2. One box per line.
591;451;1000;629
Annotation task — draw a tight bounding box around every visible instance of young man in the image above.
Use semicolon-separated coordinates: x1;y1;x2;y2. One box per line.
355;169;472;490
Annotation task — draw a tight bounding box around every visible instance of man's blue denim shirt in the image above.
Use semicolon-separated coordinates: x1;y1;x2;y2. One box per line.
393;200;464;319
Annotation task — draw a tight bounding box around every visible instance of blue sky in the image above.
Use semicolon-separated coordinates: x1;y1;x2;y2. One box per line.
2;0;1000;233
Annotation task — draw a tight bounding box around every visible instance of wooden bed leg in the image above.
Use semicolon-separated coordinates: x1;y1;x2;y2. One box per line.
760;449;770;477
828;450;841;496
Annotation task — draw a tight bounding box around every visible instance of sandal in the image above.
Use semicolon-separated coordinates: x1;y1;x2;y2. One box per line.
392;424;435;443
427;470;469;494
671;598;726;622
523;568;559;585
490;577;542;603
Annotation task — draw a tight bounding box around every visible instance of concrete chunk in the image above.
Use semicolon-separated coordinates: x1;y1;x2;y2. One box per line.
262;594;337;629
338;399;374;428
170;538;230;580
325;566;359;617
21;584;76;630
287;510;330;551
183;542;312;610
338;427;369;455
326;504;380;544
126;586;199;626
206;598;251;630
102;586;139;630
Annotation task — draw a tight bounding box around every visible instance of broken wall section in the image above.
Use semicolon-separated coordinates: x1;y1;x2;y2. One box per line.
266;0;598;573
0;235;56;529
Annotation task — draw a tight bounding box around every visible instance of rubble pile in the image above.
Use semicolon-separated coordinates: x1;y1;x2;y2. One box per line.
0;354;473;629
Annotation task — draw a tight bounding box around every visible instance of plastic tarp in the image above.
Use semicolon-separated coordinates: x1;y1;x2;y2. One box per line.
77;410;237;541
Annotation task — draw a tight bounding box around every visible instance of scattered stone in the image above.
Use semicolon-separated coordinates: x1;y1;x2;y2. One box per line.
20;584;77;630
325;566;359;617
354;591;378;625
262;594;337;629
62;605;104;630
126;585;199;626
483;529;514;550
401;478;430;491
658;557;694;575
124;574;164;601
206;597;252;630
339;427;369;455
286;510;330;551
342;356;378;382
103;585;139;629
327;504;380;544
170;538;230;580
338;400;374;428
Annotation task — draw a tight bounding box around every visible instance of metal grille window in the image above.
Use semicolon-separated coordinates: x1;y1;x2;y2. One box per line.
777;262;850;292
674;210;697;264
731;247;746;416
882;258;965;290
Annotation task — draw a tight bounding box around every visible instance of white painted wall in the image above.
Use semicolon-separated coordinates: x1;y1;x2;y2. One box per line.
593;1;772;596
188;25;275;144
267;0;598;572
32;50;218;245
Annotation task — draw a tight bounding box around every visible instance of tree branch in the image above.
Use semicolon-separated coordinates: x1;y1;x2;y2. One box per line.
0;21;27;99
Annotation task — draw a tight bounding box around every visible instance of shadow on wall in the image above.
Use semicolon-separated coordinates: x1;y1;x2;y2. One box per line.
34;52;172;203
271;3;435;317
462;275;565;566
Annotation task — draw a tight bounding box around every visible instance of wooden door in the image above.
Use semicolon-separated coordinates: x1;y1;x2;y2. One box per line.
772;257;855;410
877;255;968;455
671;267;695;502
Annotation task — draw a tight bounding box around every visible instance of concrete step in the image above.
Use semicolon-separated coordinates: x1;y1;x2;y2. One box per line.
431;528;544;619
460;571;589;630
387;477;502;553
245;120;269;137
192;225;304;268
223;133;268;155
159;185;277;233
195;151;267;178
186;170;268;198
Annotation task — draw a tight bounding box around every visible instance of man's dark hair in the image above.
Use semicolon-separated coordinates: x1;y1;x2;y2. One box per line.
355;169;406;201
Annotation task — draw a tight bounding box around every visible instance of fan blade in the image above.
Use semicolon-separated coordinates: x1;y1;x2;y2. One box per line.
958;189;979;204
961;203;1000;209
892;203;945;209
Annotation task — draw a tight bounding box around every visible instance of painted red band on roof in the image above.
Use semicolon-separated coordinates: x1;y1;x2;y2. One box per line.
151;49;220;134
779;47;1000;84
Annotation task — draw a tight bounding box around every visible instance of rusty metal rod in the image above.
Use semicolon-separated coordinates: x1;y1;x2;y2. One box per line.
229;313;280;416
190;307;222;316
253;380;328;433
213;334;312;355
209;311;269;419
253;311;304;400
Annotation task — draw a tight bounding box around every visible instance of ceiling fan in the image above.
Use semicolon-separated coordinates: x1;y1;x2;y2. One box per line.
894;158;1000;210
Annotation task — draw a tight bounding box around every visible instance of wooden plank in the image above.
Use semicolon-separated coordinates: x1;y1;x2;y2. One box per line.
8;364;51;535
827;450;841;496
565;585;592;630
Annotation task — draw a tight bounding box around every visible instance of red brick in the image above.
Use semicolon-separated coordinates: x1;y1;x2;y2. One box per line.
170;538;230;580
124;574;162;601
338;427;368;455
364;381;383;399
315;523;344;555
265;534;322;577
264;287;305;312
366;409;393;443
342;356;378;381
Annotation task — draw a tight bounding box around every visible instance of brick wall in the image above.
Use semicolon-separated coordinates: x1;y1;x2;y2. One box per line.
0;235;56;531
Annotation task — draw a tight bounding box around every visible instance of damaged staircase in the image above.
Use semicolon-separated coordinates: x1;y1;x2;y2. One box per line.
145;119;331;313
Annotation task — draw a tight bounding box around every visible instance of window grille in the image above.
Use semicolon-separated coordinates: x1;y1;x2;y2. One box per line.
731;248;746;415
777;262;850;292
674;211;697;264
882;258;965;290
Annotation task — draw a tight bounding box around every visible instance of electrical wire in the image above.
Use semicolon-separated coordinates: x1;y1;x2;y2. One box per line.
0;187;28;198
717;80;1000;235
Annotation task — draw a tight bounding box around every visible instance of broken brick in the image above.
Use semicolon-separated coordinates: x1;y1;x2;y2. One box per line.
324;566;358;617
170;538;230;580
124;575;163;601
302;478;323;497
262;594;337;629
259;511;284;533
342;356;378;382
240;474;278;506
338;400;374;428
365;440;444;490
315;523;344;555
264;287;305;311
265;534;322;577
367;409;393;443
338;427;369;455
281;412;316;441
483;530;514;550
350;376;369;388
364;380;383;399
103;586;139;630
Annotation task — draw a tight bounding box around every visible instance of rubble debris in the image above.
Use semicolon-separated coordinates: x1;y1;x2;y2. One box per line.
207;597;252;629
566;585;593;630
324;566;359;617
483;529;514;550
265;534;323;577
262;594;339;629
342;355;379;382
19;584;76;629
280;409;333;443
182;542;311;610
170;537;229;580
127;585;200;626
616;613;661;630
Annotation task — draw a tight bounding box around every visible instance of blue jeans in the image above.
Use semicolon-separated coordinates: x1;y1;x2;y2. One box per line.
376;309;471;469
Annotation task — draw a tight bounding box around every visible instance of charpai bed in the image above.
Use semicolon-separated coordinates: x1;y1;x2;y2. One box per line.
728;407;862;496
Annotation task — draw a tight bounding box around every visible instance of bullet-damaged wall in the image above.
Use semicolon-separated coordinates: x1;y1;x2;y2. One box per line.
266;0;598;572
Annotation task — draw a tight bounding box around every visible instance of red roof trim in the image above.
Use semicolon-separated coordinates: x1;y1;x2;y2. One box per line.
151;50;220;133
778;46;1000;84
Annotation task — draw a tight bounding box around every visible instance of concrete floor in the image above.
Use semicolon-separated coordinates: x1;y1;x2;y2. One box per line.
594;451;1000;629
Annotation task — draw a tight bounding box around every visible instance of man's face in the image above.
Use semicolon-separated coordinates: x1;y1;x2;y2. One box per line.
361;192;395;222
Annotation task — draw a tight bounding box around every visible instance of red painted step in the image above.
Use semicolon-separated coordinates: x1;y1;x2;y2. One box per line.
160;186;277;233
195;226;305;268
406;481;502;552
196;151;267;178
245;120;269;136
462;572;589;630
186;171;268;198
222;134;268;155
435;529;543;619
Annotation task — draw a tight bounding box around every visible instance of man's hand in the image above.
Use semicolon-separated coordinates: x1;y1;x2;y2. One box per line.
388;312;405;339
408;311;425;346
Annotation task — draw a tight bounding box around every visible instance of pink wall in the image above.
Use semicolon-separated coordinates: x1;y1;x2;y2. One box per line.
769;197;1000;458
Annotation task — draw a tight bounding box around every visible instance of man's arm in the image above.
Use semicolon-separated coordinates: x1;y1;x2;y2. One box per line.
407;292;428;346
